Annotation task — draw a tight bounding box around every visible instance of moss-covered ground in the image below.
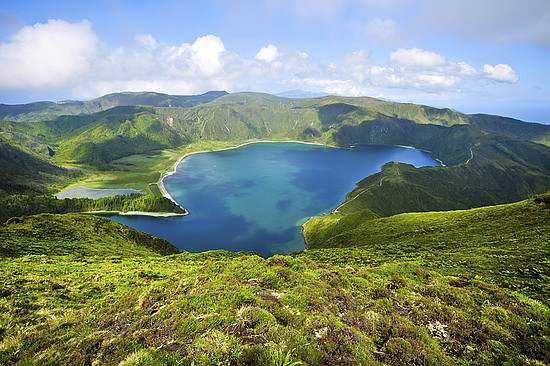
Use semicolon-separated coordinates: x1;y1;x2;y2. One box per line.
1;251;549;365
1;200;550;365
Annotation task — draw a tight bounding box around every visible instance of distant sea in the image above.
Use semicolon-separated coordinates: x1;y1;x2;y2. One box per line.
102;142;440;257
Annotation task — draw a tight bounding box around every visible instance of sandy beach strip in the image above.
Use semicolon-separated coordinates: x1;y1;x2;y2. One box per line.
77;210;187;217
157;140;326;208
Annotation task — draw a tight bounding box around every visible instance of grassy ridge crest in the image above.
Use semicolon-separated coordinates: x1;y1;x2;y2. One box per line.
302;193;550;303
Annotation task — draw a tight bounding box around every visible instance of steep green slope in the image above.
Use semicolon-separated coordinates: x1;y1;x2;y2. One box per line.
0;135;78;196
3;108;184;168
3;91;548;146
1;249;548;365
63;113;183;167
155;102;322;143
206;91;302;108
327;124;550;216
0;214;178;257
468;114;550;146
293;95;550;145
302;193;550;303
0;91;228;122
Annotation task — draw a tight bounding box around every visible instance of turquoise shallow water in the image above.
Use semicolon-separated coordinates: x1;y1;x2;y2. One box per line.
102;142;439;257
57;186;145;199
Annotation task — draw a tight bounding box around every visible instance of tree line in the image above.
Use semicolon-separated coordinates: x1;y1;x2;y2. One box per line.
0;193;186;224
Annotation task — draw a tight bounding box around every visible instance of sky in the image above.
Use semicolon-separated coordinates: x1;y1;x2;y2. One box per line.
0;0;549;123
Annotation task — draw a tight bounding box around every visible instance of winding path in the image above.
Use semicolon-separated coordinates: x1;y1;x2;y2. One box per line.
332;164;400;214
465;147;474;164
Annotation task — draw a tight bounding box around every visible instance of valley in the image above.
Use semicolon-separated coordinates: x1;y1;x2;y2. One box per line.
1;91;550;364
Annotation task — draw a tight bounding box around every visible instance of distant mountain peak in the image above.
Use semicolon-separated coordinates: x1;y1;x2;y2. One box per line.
201;90;228;97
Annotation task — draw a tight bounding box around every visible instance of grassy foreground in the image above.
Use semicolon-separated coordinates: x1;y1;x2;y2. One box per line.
0;211;549;365
1;251;549;365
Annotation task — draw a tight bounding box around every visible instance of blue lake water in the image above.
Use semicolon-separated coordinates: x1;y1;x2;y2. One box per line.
102;142;440;257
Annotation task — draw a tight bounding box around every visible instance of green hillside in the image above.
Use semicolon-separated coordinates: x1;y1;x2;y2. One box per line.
292;95;550;144
0;212;548;364
1;92;549;226
0;214;178;257
0;134;79;196
327;124;550;217
302;193;550;304
3;91;548;146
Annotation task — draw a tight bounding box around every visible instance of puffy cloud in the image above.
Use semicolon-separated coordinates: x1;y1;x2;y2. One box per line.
300;47;520;96
0;19;521;99
255;45;281;62
250;45;310;80
482;64;520;83
82;34;311;97
190;35;226;76
82;34;240;97
0;19;101;89
390;48;447;68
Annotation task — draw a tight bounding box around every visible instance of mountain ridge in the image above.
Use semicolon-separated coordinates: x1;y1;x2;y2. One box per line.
1;91;550;365
2;91;550;219
0;90;229;122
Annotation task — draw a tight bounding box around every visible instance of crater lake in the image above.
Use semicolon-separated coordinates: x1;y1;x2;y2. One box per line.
101;142;440;257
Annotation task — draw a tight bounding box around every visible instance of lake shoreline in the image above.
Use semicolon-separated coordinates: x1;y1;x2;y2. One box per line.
58;140;440;227
77;210;187;217
157;139;444;222
103;142;440;256
158;140;327;212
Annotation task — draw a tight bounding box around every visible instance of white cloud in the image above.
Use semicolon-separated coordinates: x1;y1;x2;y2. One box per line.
190;35;226;76
364;18;400;46
255;45;281;62
80;35;313;97
305;47;520;95
390;48;447;68
0;19;101;89
457;62;477;77
0;19;521;100
482;64;520;83
87;34;238;96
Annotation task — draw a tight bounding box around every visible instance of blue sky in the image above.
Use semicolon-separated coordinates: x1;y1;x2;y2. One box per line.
1;0;549;123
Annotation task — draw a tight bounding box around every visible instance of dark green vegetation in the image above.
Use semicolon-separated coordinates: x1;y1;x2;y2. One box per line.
0;134;79;196
0;193;186;224
0;219;549;364
1;91;550;364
